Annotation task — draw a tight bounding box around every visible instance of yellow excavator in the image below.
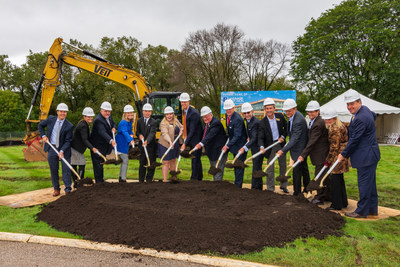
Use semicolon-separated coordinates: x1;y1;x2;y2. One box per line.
23;37;182;161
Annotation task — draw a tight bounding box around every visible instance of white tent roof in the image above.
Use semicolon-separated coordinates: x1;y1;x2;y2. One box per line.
320;89;400;119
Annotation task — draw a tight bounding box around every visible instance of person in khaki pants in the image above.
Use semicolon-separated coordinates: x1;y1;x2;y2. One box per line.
158;106;183;182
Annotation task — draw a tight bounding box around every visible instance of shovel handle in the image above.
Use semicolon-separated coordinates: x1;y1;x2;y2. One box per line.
141;138;151;166
175;155;182;172
160;133;182;162
96;151;107;162
319;159;340;187
313;165;328;181
232;151;243;164
112;131;118;160
189;147;197;154
285;159;301;176
46;141;81;180
263;154;280;172
245;140;281;164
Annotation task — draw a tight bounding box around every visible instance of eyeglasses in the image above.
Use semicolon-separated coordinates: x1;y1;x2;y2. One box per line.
243;112;251;115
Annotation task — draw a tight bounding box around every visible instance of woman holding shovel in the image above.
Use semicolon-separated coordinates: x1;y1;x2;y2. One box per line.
116;105;135;183
71;107;98;188
321;107;350;210
158;106;183;182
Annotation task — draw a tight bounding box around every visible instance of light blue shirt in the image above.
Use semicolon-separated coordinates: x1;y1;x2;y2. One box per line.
309;117;316;129
289;115;294;133
268;115;280;141
50;119;65;147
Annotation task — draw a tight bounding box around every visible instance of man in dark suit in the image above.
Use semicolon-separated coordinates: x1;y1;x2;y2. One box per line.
222;99;247;188
38;103;74;196
136;103;157;182
194;106;228;181
179;93;204;180
298;101;330;204
258;98;288;192
90;101;116;183
238;103;262;190
338;90;381;218
277;99;310;196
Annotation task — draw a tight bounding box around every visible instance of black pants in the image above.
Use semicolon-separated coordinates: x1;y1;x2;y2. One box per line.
190;149;203;181
251;152;264;190
138;146;157;182
72;165;85;180
314;163;331;202
330;173;348;209
90;151;105;183
293;160;310;195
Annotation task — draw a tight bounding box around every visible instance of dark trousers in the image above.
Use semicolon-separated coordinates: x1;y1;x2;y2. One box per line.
355;163;378;216
47;148;72;192
72;165;85;180
91;151;105;183
139;146;156;182
190;149;203;181
293;160;310;195
251;152;264;190
314;163;330;201
330;173;348;209
233;152;247;188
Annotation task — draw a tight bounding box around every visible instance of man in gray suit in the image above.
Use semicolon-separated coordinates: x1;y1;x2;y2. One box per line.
277;99;310;196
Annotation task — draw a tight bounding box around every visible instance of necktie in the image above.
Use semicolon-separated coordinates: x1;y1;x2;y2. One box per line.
183;111;187;139
288;121;292;133
145;118;148;125
106;118;111;127
227;116;230;126
309;121;312;129
202;123;209;139
56;121;61;148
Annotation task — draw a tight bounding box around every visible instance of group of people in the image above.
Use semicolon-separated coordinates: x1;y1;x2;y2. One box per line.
39;89;380;219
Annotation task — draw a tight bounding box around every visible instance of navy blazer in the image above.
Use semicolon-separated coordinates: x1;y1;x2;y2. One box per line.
341;105;380;168
258;112;287;158
281;111;308;160
244;116;260;155
183;106;203;147
226;111;247;155
90;113;116;155
38;115;73;156
201;117;228;161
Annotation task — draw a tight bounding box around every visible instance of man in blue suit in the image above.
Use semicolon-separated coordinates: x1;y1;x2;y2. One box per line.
179;93;204;180
338;90;381;218
277;99;310;196
222;99;247;188
38;103;74;196
90;101;116;183
194;106;228;181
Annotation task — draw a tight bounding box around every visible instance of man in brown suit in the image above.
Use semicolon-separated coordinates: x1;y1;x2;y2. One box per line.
298;101;330;204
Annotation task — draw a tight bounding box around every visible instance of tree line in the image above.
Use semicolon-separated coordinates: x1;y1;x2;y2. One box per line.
1;0;399;132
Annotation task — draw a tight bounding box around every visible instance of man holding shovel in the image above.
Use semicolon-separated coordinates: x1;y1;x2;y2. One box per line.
258;98;288;193
298;101;330;204
338;90;380;218
222;99;247;188
179;93;204;181
136;103;157;182
276;99;310;196
90;101;116;183
38;103;74;196
194;106;227;181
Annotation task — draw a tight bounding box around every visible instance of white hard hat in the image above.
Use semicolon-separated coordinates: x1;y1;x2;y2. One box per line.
142;103;153;111
305;100;320;111
82;107;95;116
241;102;253;113
179;92;190;102
282;98;297;111
320;107;338;120
56;103;69;112
100;101;112;111
200;106;212;117
263;98;275;106
123;104;134;113
164;106;174;114
223;99;235;110
344;89;361;103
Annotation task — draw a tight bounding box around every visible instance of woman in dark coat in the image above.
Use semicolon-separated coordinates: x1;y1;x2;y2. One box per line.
71;107;98;188
321;107;350;210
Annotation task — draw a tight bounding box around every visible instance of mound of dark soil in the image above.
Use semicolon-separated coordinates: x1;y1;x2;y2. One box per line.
37;181;345;255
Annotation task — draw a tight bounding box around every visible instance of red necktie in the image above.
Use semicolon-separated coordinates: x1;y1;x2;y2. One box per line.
202;124;208;139
227;116;230;126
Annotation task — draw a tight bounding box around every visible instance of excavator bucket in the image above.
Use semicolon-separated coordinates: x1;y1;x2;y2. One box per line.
23;137;47;162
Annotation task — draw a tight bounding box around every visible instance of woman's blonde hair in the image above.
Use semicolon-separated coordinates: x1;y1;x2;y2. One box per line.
327;117;343;129
122;112;133;122
161;113;177;127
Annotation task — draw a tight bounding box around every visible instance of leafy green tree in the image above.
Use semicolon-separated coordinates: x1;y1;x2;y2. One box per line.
0;55;15;91
0;90;26;131
291;0;400;107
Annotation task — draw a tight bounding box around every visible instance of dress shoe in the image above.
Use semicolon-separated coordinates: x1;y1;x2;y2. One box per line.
345;212;366;218
119;177;127;183
311;198;322;205
327;206;341;211
281;188;289;193
52;190;60;197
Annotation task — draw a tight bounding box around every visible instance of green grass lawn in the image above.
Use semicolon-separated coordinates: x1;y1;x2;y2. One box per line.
0;145;399;266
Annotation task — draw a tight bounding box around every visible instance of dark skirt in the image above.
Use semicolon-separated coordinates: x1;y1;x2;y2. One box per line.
330;173;348;209
158;126;180;161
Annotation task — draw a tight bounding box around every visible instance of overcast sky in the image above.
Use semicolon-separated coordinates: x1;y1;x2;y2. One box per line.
1;0;342;66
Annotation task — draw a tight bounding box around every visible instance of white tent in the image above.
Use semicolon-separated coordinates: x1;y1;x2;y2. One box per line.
320;89;400;144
